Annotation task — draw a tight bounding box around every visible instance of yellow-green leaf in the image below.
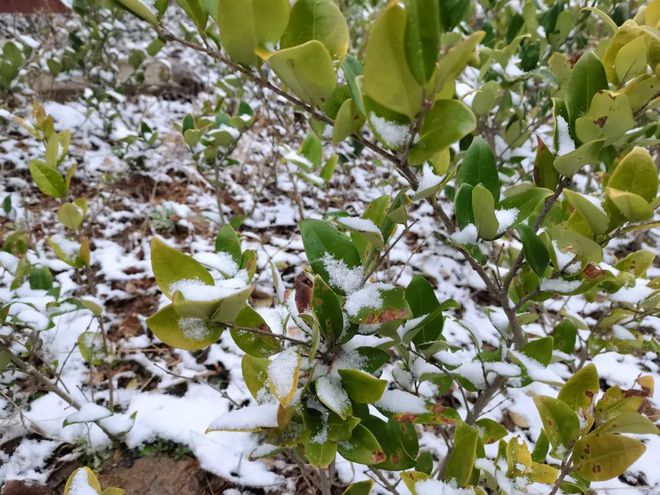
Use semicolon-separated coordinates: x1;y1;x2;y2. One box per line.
265;41;337;105
217;0;290;66
573;433;646;481
147;304;222;350
472;184;499;240
364;1;423;119
150;238;214;298
563;190;610;235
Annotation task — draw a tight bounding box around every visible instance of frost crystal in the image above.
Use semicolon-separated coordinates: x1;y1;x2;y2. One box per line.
178;317;209;340
369;113;410;147
321;253;364;294
344;282;393;317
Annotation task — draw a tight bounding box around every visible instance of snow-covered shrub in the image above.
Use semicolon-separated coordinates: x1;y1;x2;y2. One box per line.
104;0;660;493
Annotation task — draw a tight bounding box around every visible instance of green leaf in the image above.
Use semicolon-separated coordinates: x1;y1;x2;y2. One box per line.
312;275;344;343
606;188;653;222
475;418;508;444
363;1;423;119
518;224;549;277
445;423;479;487
300;219;361;293
230;306;282;357
337;424;386;465
608;147;659;202
265;41;337;105
551;227;603;263
534;139;559;189
595;386;645;424
457;137;500;202
472;184;499;240
597;412;659;435
115;0;158;25
575;91;634;144
454;183;474;230
28;160;66;198
217;0;290;66
57;202;84;230
572;433;646;481
563;190;610;236
333;99;365;144
77;331;105;365
565;52;608;136
558;363;599;412
522;336;554;366
28;266;53;290
280;0;349;63
499;186;553;225
553;139;604;177
409;99;476;164
215;224;242;265
533;396;580;449
531;430;550;462
342;480;374;495
404;0;440;84
176;0;208;31
347;287;412;327
305;436;337;468
147;305;222;351
405;276;443;347
433;31;485;96
338;369;387;404
242;354;270;399
342;55;365;114
552;320;577;354
614;35;648;84
150;238;214;298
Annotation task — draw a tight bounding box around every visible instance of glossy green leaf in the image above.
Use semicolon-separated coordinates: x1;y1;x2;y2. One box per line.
364;1;423;119
595;386;645;424
558;363;599;412
337;424;386;465
116;0;158;25
534;140;559;189
445;423;479;486
409;99;476;164
597;412;659;434
405;276;443;347
565;52;608;134
475;418;508;444
305;436;337;468
499;186;553;225
265;41;337;105
563;190;610;235
433;32;485;96
553;139;604;177
147;305;222;351
300;219;361;293
280;0;349;63
518;224;549;277
573;433;646;481
217;0;290;66
614;35;648;84
242;354;270;399
457;137;500;202
57;202;84;230
342;480;374;495
150;238;214;298
338;369;387;404
215;224;242;265
575;91;634;144
551;227;603;263
522;336;554;366
333;98;365;144
454;183;474;230
606;188;653;222
608;147;659;202
28;160;66;198
230;306;282;357
552;320;577;354
404;0;440;84
312;275;344;343
533;396;580;449
472;184;499;240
